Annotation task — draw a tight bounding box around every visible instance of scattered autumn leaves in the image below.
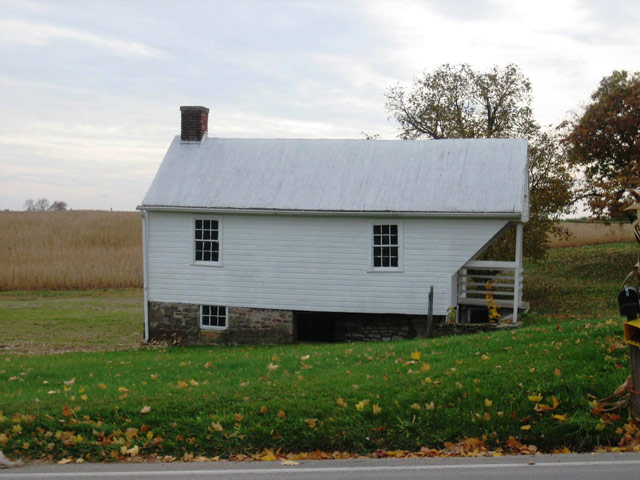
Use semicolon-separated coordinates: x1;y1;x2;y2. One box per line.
0;315;634;464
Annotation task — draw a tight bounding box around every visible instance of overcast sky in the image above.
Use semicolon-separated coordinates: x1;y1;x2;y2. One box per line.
0;0;638;211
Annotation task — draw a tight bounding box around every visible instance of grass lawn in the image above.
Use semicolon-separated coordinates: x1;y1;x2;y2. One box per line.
524;243;637;316
0;243;638;461
0;314;632;460
0;289;142;354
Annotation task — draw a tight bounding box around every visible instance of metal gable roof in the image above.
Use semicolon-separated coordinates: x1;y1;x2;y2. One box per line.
141;137;529;218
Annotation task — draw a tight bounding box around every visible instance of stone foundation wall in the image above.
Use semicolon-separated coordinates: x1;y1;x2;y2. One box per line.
332;314;422;342
148;301;294;345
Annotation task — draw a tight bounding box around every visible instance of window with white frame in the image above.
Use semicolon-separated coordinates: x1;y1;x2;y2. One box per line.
194;218;219;263
200;305;227;329
372;224;400;268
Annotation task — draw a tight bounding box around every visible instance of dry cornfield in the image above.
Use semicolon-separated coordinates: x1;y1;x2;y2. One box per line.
548;221;636;248
0;211;142;290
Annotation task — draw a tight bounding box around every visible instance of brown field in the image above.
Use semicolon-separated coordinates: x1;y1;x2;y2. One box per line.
548;220;636;248
0;210;142;290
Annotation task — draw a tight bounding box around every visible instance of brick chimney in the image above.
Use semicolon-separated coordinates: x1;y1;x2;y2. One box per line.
180;106;209;142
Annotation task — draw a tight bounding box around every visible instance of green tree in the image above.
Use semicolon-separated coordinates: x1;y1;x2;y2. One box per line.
385;63;574;260
564;70;640;219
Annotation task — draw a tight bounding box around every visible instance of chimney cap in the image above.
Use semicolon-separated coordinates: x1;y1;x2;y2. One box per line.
180;105;209;113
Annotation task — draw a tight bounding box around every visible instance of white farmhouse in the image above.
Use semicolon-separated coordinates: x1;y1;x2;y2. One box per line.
138;106;528;344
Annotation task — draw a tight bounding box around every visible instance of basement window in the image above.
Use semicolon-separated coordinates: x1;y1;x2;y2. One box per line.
371;223;402;270
200;305;227;330
194;218;220;264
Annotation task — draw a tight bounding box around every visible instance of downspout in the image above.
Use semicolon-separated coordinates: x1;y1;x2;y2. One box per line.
140;209;150;343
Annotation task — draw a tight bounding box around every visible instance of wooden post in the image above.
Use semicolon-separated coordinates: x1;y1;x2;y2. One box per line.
631;345;640;418
426;285;434;338
513;222;523;324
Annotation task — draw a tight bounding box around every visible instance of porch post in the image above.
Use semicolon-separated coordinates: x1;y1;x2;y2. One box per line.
513;222;523;324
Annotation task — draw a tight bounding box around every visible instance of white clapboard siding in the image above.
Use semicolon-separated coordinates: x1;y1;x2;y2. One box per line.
147;212;508;315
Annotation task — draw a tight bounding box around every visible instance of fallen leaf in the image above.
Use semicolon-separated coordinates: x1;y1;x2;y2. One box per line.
521;425;531;430
57;457;73;465
305;418;317;429
372;404;382;415
211;422;223;432
410;351;421;361
98;383;106;390
259;405;268;414
277;410;286;419
336;397;347;408
126;445;139;457
62;405;73;417
553;447;572;454
528;393;543;402
234;413;244;422
281;459;299;466
257;450;277;461
140;406;151;414
554;368;562;377
63;378;75;386
484;398;493;407
552;414;568;423
425;401;435;410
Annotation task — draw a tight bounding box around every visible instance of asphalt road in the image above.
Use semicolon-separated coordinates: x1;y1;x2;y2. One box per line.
3;453;640;480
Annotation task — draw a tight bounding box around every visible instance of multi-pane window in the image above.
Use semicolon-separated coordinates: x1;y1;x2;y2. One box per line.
201;305;227;329
194;219;219;262
373;224;399;268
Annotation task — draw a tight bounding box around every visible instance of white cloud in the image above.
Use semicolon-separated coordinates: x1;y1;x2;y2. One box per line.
0;19;166;59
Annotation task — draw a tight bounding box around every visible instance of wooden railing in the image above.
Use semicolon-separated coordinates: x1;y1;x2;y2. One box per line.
457;260;523;314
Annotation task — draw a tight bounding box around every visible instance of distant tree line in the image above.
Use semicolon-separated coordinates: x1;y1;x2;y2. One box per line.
24;198;68;212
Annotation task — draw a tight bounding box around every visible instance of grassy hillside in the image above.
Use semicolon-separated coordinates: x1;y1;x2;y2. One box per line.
524;243;637;316
0;315;631;461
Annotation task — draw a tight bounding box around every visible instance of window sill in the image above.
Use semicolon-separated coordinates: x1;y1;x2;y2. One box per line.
367;267;404;273
191;261;223;267
200;325;228;331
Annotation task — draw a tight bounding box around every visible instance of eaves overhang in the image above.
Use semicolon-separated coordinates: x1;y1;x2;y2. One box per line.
136;205;526;220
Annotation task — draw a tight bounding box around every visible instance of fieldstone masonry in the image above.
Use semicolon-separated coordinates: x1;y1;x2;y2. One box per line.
333;314;418;342
147;302;513;345
148;301;294;345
